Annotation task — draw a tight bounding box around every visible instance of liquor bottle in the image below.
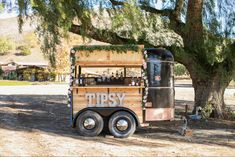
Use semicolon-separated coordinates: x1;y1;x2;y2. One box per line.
131;77;135;86
102;72;106;82
120;72;124;80
97;75;102;83
135;77;139;86
79;75;83;86
115;70;119;80
111;72;115;81
107;72;111;82
75;79;79;86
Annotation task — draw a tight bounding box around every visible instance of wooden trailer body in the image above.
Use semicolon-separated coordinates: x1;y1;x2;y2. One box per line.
68;45;175;138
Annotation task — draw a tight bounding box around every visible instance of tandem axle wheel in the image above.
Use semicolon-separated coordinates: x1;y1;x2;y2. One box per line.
75;110;137;138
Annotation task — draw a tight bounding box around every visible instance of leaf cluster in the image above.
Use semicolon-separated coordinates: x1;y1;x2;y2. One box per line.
0;37;13;56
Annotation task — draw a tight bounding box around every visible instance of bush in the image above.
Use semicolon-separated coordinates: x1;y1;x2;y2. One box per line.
174;63;189;76
49;72;56;81
23;70;32;81
223;107;235;121
18;45;31;56
201;103;214;119
0;67;3;77
0;37;13;55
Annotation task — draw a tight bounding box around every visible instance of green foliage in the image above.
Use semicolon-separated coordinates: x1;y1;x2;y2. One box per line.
24;32;38;48
17;45;32;56
22;68;50;81
174;63;188;76
0;37;13;55
201;103;214;119
36;69;44;82
73;45;141;53
23;69;32;81
111;0;145;40
49;71;56;81
0;67;3;78
0;3;4;11
223;107;235;121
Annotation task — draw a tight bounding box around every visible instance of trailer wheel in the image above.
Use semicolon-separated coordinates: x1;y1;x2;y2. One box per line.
76;110;104;137
108;111;136;138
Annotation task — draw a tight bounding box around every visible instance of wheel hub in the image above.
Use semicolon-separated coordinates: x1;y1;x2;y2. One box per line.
116;119;128;131
83;118;95;130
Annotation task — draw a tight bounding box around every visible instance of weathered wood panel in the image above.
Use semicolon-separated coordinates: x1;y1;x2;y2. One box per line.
72;87;143;123
75;50;143;66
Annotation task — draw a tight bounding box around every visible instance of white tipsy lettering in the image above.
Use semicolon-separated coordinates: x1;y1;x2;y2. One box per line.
108;93;116;107
86;93;95;107
96;93;101;106
116;93;125;106
100;93;108;106
85;93;125;107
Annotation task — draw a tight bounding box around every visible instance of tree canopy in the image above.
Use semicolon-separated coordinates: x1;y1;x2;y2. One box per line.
5;0;235;118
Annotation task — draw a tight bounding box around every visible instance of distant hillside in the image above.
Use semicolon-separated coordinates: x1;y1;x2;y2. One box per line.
0;17;107;68
0;17;35;39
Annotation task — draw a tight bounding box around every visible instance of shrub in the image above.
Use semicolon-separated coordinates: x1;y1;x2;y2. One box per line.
201;103;214;119
223;107;235;121
0;67;3;79
0;37;13;55
174;63;189;76
18;45;31;56
24;32;38;48
49;72;56;81
23;70;31;81
0;67;3;76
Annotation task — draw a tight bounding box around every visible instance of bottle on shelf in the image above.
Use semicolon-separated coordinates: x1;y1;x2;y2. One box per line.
111;72;115;81
79;74;83;86
115;70;119;80
97;75;102;83
102;72;106;82
120;72;124;81
75;79;79;86
135;77;139;86
131;77;135;86
107;72;111;82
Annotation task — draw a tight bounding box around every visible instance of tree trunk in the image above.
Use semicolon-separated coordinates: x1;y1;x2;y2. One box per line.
192;73;230;118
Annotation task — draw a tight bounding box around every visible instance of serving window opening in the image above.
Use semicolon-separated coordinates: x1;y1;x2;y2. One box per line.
74;66;142;87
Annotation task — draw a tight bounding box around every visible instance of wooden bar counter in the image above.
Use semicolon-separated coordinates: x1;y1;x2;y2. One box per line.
72;85;144;123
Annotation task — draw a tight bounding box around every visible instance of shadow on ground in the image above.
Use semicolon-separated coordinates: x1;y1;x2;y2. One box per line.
0;95;234;148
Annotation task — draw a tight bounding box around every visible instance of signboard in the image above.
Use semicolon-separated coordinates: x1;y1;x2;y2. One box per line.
85;93;125;107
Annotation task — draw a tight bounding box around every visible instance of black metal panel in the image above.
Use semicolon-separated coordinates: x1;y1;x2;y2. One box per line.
145;48;174;109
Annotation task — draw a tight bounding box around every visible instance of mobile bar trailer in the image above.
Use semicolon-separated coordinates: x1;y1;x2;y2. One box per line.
68;45;176;138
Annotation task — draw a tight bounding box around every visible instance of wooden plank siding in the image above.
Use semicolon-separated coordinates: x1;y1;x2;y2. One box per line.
75;50;143;67
72;87;143;123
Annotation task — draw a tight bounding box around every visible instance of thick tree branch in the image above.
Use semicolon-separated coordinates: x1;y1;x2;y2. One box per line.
70;24;136;44
140;5;172;16
174;0;184;21
185;0;204;43
110;0;125;6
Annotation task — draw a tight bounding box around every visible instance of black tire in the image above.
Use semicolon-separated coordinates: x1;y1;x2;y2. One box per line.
76;110;104;137
108;111;136;138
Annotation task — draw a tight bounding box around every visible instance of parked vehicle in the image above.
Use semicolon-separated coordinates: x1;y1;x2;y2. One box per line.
68;45;175;138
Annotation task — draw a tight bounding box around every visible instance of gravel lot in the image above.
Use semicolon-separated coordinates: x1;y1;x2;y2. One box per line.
0;81;234;156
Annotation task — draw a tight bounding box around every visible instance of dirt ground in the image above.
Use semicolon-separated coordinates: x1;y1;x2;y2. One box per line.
0;83;235;156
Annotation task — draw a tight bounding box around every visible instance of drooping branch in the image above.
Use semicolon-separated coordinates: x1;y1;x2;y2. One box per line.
110;0;125;6
140;5;173;16
70;24;137;44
